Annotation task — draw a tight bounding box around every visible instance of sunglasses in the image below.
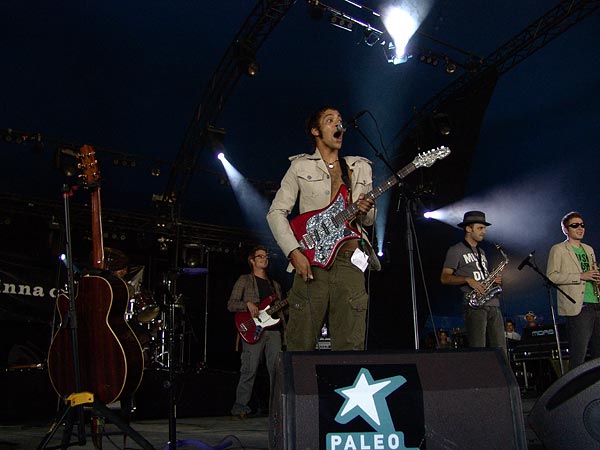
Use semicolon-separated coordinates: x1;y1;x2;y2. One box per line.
254;254;269;259
567;223;585;229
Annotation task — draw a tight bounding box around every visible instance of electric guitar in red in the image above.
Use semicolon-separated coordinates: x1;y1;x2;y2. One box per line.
235;295;288;344
289;146;450;268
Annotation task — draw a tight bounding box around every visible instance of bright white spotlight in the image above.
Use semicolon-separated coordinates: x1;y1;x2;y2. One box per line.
382;7;415;61
217;152;225;161
382;1;432;64
377;249;384;257
423;209;444;221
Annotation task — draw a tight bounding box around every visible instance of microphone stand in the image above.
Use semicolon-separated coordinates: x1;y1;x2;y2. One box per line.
39;184;87;448
347;121;421;349
520;258;576;376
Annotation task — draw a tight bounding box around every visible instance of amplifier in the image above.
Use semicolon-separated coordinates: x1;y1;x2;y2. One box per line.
511;341;569;362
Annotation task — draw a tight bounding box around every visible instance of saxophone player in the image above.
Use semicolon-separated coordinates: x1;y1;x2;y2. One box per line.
547;211;600;370
440;211;506;354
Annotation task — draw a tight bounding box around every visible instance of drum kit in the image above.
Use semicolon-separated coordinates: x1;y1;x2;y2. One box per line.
104;247;188;371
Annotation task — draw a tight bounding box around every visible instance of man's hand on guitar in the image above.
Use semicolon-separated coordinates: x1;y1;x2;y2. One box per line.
356;194;375;215
246;301;259;318
290;248;314;282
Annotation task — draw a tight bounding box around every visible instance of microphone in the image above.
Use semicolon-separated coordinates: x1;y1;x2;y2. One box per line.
336;110;368;134
517;251;535;271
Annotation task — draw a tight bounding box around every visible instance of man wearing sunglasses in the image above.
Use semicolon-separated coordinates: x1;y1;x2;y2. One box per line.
547;211;600;370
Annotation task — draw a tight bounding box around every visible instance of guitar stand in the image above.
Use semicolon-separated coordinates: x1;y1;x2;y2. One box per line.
38;393;154;450
38;184;155;450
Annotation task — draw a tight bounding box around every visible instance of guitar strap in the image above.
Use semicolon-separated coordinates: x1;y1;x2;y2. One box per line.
462;240;488;277
339;157;351;194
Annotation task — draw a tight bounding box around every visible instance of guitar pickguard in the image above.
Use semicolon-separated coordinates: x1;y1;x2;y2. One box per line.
303;194;359;266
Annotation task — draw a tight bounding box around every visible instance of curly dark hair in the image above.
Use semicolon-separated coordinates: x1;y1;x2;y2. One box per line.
305;105;339;146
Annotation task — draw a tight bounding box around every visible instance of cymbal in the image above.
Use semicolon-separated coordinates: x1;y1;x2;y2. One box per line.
104;247;128;271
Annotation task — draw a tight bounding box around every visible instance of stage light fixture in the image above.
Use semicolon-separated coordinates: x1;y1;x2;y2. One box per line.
183;243;205;268
383;40;409;65
54;147;78;177
234;39;259;77
433;112;451;136
363;28;382;46
31;133;44;153
445;59;457;74
329;13;353;32
151;167;161;177
307;0;324;20
206;125;226;158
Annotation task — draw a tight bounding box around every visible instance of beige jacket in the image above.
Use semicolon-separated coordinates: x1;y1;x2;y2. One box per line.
266;149;377;271
547;240;597;316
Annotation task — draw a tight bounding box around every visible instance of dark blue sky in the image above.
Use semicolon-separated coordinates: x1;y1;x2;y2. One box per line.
1;1;599;330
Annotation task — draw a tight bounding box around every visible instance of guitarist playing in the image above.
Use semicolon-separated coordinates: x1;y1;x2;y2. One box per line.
227;246;285;419
267;106;378;352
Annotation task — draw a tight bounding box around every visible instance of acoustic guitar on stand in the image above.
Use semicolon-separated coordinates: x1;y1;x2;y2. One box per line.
235;295;288;344
47;145;144;405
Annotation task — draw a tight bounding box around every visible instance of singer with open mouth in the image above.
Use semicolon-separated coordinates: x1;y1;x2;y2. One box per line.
266;105;379;351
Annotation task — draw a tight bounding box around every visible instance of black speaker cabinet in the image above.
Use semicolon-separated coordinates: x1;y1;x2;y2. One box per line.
529;358;600;450
270;349;526;450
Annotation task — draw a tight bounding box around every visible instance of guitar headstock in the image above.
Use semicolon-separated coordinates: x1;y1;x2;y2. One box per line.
412;146;451;168
77;144;100;188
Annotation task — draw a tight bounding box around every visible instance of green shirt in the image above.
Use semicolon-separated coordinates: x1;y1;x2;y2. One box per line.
572;245;599;304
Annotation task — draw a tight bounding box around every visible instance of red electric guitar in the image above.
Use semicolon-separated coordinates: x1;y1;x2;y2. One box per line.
47;145;144;405
235;295;288;344
289;146;451;268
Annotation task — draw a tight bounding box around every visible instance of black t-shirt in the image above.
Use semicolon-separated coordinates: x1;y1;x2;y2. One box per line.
255;276;273;301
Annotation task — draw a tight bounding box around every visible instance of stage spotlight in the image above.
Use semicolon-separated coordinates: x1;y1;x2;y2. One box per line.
151;167;161;177
307;0;325;20
31;133;44;153
445;60;457;74
206;125;226;156
183;243;205;268
217;151;225;161
363;28;382;46
383;40;409;65
433;112;451;136
329;13;353;32
234;39;259;77
382;6;416;63
54;147;78;177
423;211;433;219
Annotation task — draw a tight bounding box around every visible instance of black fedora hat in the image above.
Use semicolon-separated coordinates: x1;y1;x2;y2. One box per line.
457;210;491;228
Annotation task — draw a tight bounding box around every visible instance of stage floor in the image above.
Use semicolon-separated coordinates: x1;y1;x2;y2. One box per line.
1;415;269;450
1;398;545;450
0;363;548;450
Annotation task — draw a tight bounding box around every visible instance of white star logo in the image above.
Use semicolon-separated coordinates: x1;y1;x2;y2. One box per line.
334;368;406;432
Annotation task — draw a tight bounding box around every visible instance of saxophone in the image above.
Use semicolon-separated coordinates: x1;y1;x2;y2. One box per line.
591;258;600;300
465;244;509;308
